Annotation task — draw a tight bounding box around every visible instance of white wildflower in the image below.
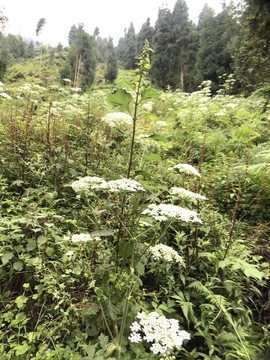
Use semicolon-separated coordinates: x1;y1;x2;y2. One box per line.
65;250;74;257
71;87;82;93
91;178;145;193
142;101;154;112
63;78;71;83
0;92;12;99
169;163;201;177
226;102;238;109
142;203;202;224
170;187;207;201
149;244;183;263
71;176;105;193
20;84;32;91
129;311;191;355
64;233;100;243
101;112;133;128
215;111;226;117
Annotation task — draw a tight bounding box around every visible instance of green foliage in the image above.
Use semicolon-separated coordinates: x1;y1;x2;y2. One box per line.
35;18;46;37
61;24;97;91
0;41;270;360
104;38;118;83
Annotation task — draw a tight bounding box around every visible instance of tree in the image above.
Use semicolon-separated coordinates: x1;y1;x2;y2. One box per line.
233;0;270;92
195;4;239;92
150;6;173;89
104;37;118;83
36;18;46;36
136;18;154;55
0;9;9;80
116;23;136;69
6;34;27;61
61;24;97;91
169;0;193;90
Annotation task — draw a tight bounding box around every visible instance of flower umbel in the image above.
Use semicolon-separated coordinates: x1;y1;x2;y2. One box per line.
64;233;100;243
169;163;201;177
101;112;133;128
129;311;191;355
142;203;202;223
71;176;104;193
91;178;145;192
170;187;207;202
149;244;184;263
71;176;145;193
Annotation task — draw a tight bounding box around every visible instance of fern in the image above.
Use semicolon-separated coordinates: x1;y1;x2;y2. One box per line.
188;280;252;360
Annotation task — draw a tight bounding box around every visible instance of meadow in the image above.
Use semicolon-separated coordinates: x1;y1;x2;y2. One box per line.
0;51;269;359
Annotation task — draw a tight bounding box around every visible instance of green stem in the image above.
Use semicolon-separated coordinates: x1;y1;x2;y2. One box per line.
126;72;143;179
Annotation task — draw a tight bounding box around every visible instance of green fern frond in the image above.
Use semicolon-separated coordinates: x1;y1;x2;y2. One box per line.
188;280;252;360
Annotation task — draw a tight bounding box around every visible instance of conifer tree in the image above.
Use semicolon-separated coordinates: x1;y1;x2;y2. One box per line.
170;0;193;90
195;4;238;92
150;6;173;89
233;0;270;92
136;18;154;55
116;23;136;69
104;37;118;83
35;18;46;37
61;24;97;91
123;23;137;69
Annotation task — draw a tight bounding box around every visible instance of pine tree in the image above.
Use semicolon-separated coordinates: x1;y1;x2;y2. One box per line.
170;0;193;90
35;18;46;37
61;24;97;91
233;0;270;92
150;6;173;89
136;18;154;55
116;23;136;69
195;4;239;92
104;37;118;83
123;23;137;69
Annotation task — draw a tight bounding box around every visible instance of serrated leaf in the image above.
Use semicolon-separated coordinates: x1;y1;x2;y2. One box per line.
13;261;24;271
46;247;54;257
26;239;37;251
107;88;132;111
243;264;263;280
37;235;47;245
1;252;14;265
141;87;159;100
15;295;28;309
15;342;29;356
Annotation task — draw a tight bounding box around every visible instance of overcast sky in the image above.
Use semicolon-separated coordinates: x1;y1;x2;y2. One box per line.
1;0;226;46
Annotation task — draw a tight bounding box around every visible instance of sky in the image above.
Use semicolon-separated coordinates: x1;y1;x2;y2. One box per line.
1;0;227;46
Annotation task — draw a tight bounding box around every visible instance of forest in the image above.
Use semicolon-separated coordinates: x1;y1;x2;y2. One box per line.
0;0;270;359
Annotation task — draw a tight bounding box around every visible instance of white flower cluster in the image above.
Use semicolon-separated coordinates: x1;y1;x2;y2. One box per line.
64;233;100;243
71;176;104;193
170;187;207;201
129;311;191;355
142;203;202;224
0;82;12;99
91;178;145;193
101;112;133;128
0;92;12;99
169;163;201;177
141;101;154;112
71;176;145;193
149;244;183;263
